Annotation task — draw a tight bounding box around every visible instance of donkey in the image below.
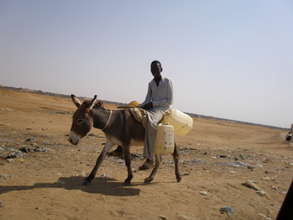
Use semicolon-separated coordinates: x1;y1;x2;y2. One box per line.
68;94;181;185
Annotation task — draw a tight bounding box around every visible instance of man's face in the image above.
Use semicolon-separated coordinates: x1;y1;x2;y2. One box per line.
151;62;162;78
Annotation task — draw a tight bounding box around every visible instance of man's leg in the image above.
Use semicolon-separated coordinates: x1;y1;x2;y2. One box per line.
139;110;164;170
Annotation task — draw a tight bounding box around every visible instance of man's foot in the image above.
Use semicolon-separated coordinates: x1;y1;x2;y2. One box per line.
107;146;123;158
139;159;154;170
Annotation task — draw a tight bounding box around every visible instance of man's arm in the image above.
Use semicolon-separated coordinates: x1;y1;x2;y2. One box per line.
140;83;152;108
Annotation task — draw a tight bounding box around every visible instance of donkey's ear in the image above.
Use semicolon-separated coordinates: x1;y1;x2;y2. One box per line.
89;95;98;110
71;94;81;108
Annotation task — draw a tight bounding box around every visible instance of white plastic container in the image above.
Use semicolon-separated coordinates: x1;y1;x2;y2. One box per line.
161;108;193;136
154;124;175;155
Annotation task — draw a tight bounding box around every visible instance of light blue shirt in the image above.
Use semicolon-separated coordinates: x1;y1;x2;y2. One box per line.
141;77;173;111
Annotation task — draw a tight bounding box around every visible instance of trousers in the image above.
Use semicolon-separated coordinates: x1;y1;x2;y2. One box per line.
143;109;165;160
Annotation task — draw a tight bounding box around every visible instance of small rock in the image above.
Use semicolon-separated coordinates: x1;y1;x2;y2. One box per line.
0;174;11;180
6;151;24;159
247;165;256;171
232;161;249;168
219;206;233;216
239;154;246;160
117;159;124;164
272;185;278;191
182;159;201;165
100;173;107;177
256;190;266;196
131;168;137;173
256;164;263;168
6;158;14;163
199;191;208;196
263;158;270;163
159;215;168;220
242;180;261;191
219;155;228;158
216;161;250;168
19;147;32;153
258;213;272;220
110;210;126;217
25;138;33;142
176;214;189;220
33;147;48;152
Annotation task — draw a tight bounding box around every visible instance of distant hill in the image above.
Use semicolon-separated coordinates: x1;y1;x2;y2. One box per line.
0;84;288;130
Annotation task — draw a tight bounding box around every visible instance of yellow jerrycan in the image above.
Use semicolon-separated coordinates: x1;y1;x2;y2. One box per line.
161;108;193;136
154;123;175;155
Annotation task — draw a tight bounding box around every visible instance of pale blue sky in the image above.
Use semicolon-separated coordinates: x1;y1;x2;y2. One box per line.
0;0;292;127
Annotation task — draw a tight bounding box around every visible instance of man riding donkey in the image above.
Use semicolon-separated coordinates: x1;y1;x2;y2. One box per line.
109;60;173;170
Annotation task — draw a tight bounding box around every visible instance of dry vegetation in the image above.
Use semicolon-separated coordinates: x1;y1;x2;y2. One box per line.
0;87;292;220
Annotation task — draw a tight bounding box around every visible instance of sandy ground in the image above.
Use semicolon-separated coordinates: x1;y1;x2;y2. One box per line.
0;88;292;220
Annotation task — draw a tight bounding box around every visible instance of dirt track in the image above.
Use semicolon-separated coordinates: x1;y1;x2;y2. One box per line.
0;88;292;220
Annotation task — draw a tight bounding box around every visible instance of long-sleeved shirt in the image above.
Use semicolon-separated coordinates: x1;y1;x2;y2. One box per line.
141;77;173;111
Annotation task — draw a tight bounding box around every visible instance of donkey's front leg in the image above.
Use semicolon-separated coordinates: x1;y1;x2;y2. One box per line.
123;145;133;184
83;142;114;185
144;154;161;183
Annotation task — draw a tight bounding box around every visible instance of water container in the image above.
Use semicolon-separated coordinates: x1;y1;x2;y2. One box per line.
161;108;193;136
154;124;175;155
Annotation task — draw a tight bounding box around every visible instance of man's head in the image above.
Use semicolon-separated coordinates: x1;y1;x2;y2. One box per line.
151;60;163;79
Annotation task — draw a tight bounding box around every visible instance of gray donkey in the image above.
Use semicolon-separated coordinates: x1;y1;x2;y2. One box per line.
68;94;181;185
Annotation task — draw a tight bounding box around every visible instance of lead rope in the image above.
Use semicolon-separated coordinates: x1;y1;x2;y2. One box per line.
102;110;112;131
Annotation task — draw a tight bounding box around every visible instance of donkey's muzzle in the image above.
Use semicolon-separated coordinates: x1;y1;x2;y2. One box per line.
68;131;80;145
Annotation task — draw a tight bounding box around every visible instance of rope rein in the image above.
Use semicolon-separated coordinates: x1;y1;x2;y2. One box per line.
102;110;112;130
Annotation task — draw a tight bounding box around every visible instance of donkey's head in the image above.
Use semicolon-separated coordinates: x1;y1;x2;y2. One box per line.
68;94;102;145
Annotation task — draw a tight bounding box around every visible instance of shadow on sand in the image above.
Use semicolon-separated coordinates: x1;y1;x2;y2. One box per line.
0;176;141;196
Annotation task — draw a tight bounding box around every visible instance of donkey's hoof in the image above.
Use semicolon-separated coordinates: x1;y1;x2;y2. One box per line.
144;177;154;184
124;179;132;185
176;176;182;183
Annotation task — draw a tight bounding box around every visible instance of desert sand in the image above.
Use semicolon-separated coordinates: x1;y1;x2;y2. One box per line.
0;87;292;220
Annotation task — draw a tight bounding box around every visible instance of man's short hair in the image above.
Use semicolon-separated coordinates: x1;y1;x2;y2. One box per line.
151;60;161;67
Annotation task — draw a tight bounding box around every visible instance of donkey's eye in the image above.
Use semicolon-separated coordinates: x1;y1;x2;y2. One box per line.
77;119;84;124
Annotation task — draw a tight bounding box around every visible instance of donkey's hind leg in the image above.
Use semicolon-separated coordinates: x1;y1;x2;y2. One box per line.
144;154;161;183
173;143;181;182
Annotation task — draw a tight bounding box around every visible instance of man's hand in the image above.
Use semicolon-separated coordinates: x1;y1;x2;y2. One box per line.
141;102;153;110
